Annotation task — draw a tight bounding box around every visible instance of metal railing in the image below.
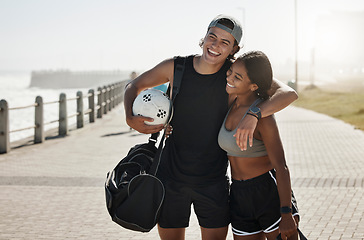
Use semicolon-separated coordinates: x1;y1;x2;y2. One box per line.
0;81;126;154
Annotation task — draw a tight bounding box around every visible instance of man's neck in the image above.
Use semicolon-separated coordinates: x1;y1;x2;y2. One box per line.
193;55;225;75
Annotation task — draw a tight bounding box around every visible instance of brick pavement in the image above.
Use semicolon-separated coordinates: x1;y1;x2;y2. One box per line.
277;107;364;240
0;106;363;239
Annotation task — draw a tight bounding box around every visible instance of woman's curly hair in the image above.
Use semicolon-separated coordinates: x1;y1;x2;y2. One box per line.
237;51;273;100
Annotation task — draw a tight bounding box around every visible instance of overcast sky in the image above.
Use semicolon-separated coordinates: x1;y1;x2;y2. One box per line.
1;0;363;72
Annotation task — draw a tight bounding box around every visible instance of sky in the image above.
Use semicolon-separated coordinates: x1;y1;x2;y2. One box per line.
1;0;364;73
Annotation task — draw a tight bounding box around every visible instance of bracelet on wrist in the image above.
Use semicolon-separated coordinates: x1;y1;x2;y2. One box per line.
246;112;259;120
280;206;292;214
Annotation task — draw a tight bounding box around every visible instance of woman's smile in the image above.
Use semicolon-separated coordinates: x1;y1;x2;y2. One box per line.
227;83;235;88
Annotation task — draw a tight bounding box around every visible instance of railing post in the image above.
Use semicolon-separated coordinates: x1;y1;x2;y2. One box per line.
0;100;10;154
120;81;126;104
122;82;125;103
77;91;84;128
111;84;115;109
103;86;108;115
114;83;118;105
97;87;103;118
88;89;95;123
114;83;119;105
119;82;125;103
34;96;44;144
109;84;113;109
59;93;68;136
115;83;119;106
108;85;112;111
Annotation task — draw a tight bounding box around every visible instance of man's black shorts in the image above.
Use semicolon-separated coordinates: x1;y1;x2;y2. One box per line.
158;178;230;228
230;169;299;236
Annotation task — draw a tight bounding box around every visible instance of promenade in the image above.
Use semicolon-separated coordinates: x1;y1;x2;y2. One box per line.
0;105;363;240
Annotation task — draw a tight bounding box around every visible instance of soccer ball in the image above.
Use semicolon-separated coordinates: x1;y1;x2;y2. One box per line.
132;88;172;125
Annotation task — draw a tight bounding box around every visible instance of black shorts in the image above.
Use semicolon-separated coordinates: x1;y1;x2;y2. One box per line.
230;169;299;236
158;178;230;228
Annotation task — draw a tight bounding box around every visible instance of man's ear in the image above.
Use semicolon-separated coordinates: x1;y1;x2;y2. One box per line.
231;45;240;55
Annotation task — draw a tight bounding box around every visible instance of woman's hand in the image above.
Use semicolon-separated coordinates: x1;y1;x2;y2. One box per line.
234;114;258;151
165;124;173;138
279;214;297;240
127;115;164;134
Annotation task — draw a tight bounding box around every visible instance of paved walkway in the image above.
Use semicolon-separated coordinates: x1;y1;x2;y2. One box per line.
0;106;363;240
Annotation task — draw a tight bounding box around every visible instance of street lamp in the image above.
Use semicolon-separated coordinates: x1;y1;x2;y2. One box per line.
237;7;246;48
294;0;298;91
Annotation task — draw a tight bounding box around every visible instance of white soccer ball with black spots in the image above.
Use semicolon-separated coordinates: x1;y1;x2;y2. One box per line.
132;88;171;125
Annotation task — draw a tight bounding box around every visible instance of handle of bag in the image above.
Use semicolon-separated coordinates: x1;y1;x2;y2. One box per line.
148;56;186;176
275;228;307;240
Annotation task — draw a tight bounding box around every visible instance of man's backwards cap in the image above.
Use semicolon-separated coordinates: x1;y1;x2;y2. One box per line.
208;14;243;44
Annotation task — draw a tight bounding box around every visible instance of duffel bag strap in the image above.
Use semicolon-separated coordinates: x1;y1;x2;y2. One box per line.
148;56;186;176
148;133;165;176
171;56;186;101
148;132;160;144
165;56;186;102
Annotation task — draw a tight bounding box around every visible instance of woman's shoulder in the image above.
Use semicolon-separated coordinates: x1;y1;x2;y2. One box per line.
259;114;277;125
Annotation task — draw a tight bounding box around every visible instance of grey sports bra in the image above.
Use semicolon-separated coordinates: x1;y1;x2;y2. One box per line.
218;99;268;158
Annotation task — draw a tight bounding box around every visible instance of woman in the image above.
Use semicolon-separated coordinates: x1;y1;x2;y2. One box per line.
218;51;299;240
124;15;298;240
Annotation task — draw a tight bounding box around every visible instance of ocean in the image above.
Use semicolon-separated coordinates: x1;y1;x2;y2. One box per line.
0;71;123;143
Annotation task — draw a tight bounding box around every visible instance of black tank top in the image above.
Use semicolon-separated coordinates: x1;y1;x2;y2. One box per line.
158;55;231;186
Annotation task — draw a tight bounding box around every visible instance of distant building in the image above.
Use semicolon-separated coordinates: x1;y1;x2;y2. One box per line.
30;70;131;89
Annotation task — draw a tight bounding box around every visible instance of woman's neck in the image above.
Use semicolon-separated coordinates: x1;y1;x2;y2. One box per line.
234;94;258;108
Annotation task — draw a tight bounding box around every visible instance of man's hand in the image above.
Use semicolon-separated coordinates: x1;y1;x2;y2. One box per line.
127;115;164;134
234;114;258;151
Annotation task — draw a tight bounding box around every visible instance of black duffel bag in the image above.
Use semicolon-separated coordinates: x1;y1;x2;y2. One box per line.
105;56;185;232
105;132;165;232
